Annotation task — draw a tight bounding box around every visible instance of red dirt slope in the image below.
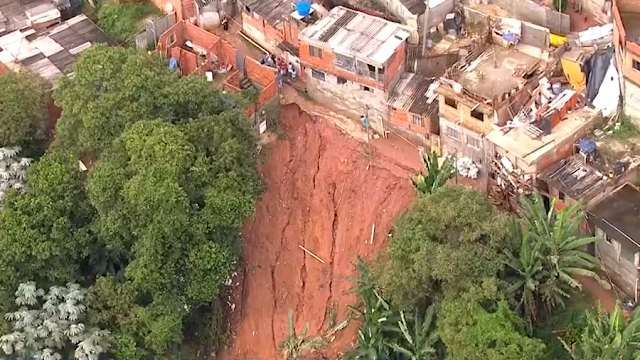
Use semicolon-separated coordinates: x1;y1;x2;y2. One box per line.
223;104;416;359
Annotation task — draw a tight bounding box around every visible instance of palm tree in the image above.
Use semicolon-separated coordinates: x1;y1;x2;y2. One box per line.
520;194;598;301
562;303;640;360
411;151;455;195
505;222;545;333
389;305;439;360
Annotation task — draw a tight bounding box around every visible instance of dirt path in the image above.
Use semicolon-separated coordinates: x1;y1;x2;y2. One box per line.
223;104;416;359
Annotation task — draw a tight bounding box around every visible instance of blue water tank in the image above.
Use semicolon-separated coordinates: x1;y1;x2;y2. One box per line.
296;1;311;17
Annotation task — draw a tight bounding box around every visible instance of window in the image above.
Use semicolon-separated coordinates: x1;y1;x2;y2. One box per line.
558;191;566;201
444;96;457;109
309;45;322;58
444;126;460;140
166;33;176;47
471;107;484;121
604;233;613;244
311;69;325;81
361;85;373;93
334;52;355;72
634;59;640;72
337;77;347;85
412;114;424;126
466;135;481;149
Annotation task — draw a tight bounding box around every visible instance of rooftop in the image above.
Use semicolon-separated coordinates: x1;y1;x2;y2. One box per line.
459;44;540;100
588;184;640;249
0;0;60;34
0;14;114;81
299;6;411;66
538;154;612;203
389;72;437;117
486;106;600;166
242;0;296;26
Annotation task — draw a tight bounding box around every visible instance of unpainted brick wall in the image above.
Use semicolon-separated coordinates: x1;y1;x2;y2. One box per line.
246;57;276;87
157;21;186;57
241;10;284;53
224;71;242;92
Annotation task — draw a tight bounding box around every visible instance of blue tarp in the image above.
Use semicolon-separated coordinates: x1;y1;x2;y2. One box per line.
169;57;178;70
579;138;596;154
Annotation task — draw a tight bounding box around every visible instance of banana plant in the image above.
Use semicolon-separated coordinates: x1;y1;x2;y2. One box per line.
279;310;326;359
561;303;640;360
388;305;439;360
411;151;455;196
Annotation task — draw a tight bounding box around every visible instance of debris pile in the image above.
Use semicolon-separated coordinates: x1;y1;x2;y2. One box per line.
457;157;480;178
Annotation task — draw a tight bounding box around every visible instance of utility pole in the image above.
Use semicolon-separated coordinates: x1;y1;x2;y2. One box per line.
362;106;372;170
421;0;431;56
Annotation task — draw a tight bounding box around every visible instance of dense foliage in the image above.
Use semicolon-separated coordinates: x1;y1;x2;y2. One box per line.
0;46;259;358
0;72;50;150
96;1;161;44
381;186;511;310
345;186;601;360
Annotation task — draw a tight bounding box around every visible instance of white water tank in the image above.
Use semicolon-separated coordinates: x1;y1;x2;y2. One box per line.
200;11;221;29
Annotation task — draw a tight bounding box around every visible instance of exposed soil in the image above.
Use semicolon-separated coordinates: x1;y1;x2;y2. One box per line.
223;104;417;359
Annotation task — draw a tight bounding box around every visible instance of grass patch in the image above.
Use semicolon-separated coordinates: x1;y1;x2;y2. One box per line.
263;98;286;138
97;0;162;45
611;114;639;140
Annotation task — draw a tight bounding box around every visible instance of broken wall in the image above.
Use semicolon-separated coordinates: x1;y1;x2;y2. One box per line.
489;0;570;34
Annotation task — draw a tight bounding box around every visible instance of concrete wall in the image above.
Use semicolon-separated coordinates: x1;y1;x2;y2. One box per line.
596;227;638;297
624;77;640;126
521;22;550;49
583;0;612;24
305;67;389;134
490;0;570;35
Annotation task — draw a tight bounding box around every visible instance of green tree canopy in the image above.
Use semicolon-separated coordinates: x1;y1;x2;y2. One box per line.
1;46;260;358
0;71;50;149
53;45;242;158
439;281;546;360
381;186;512;310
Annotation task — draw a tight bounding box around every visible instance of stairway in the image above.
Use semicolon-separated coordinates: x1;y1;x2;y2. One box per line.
240;76;254;90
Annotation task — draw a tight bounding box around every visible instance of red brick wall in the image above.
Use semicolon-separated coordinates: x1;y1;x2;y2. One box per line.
389;107;430;134
157;21;186;57
245;57;276;87
283;20;299;47
385;42;406;87
184;22;221;49
241;10;285;52
222;41;237;68
223;71;242;92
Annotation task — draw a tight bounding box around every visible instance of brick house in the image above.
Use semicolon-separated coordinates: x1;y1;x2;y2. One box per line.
238;0;299;53
157;20;277;132
613;0;640;126
298;6;411;135
388;72;438;145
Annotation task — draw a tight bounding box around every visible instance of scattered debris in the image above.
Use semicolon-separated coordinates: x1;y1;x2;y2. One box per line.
456;157;480;178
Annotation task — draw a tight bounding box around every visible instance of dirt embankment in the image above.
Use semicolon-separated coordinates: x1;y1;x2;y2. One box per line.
223;104;416;359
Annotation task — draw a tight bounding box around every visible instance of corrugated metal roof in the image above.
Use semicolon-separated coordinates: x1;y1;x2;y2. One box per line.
243;0;296;26
0;14;113;81
300;6;410;65
389;72;437;116
538;154;612;203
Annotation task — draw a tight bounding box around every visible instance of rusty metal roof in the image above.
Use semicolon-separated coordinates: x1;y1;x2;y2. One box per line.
299;6;411;65
538;154;612;203
389;72;437;117
242;0;296;26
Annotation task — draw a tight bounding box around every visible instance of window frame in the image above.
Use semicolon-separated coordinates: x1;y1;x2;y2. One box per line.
311;69;326;81
466;135;481;149
445;126;460;141
444;96;458;109
309;45;323;58
412;114;424;127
